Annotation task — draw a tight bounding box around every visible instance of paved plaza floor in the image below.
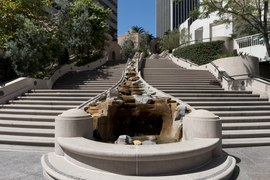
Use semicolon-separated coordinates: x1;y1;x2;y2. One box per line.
0;145;269;180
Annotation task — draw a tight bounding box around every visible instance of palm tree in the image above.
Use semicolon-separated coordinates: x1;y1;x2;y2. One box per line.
131;26;145;34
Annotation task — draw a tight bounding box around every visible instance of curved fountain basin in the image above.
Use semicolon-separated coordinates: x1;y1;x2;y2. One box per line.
56;137;219;176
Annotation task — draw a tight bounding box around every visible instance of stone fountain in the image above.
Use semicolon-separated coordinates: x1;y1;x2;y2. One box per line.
41;53;236;179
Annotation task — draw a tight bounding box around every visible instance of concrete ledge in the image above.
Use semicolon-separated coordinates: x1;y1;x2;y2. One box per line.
55;137;219;176
41;151;235;180
58;137;219;161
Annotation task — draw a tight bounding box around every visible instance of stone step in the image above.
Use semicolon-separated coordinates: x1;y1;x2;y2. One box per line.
0;109;62;116
16;96;91;101
1;104;75;110
30;89;103;93
155;86;223;90
222;129;270;138
214;110;270;117
57;79;121;83
9;100;83;106
187;101;270;106
171;93;259;97
145;81;219;84
0;114;55;121
179;97;267;101
147;83;221;86
52;85;112;90
143;75;214;78
0;127;54;137
24;92;97;97
222;137;270;148
154;84;221;87
0;120;55;129
54;83;117;86
0;135;54;146
194;105;270;111
163;90;249;93
222;122;270;130
221;116;270;123
53;86;111;90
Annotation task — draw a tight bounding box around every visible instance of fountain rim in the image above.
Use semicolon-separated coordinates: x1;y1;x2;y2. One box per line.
57;136;220;161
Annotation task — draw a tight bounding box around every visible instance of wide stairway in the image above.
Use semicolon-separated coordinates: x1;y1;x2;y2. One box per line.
0;60;126;146
142;58;270;147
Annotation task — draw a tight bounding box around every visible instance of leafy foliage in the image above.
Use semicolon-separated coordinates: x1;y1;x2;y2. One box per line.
73;51;103;66
4;16;59;77
0;0;52;45
0;0;111;80
173;41;225;65
122;39;135;59
65;0;110;58
179;28;191;45
131;26;145;34
198;0;270;56
160;30;180;52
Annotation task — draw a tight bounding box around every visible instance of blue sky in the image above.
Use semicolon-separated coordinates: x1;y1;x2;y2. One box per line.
118;0;156;37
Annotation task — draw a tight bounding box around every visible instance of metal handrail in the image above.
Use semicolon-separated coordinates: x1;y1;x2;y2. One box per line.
210;62;270;86
209;62;234;80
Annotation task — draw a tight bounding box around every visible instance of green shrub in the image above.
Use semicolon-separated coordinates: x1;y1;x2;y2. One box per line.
173;41;225;65
73;52;103;66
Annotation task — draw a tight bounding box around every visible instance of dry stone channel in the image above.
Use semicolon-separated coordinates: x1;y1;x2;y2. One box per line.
0;60;126;146
142;58;270;147
85;58;189;144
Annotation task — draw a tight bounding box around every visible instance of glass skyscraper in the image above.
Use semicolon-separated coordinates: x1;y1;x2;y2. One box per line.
156;0;199;37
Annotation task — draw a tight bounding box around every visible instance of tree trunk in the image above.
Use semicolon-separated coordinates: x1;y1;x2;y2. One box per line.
263;1;270;59
264;34;270;59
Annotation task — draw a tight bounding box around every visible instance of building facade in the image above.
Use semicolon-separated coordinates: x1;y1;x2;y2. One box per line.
156;0;171;38
156;0;199;37
96;0;118;38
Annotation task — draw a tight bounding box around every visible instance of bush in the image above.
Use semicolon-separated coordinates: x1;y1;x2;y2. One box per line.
173;41;225;65
73;52;103;66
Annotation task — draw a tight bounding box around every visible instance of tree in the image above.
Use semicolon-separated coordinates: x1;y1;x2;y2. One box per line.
4;16;58;77
131;26;145;34
179;28;192;45
0;0;52;45
121;39;135;59
63;0;111;59
198;0;270;57
160;30;180;52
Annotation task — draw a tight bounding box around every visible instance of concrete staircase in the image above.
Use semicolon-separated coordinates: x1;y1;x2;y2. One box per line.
0;61;126;146
142;58;270;147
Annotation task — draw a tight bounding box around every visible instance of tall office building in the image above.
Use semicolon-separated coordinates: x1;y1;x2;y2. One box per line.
156;0;171;38
96;0;118;37
156;0;199;37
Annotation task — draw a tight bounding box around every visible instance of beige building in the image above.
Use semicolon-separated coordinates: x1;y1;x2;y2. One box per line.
118;29;141;48
105;35;122;60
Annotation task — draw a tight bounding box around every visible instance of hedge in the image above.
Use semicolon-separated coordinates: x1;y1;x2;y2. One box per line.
173;41;225;65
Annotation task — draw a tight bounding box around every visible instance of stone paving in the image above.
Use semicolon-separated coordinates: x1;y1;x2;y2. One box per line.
225;146;270;180
0;145;269;180
0;145;52;180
